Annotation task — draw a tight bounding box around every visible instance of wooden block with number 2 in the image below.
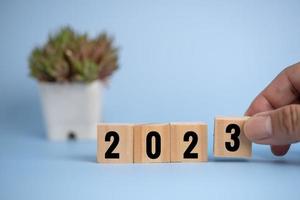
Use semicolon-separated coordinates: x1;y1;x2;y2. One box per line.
214;117;252;158
171;122;208;162
97;123;133;163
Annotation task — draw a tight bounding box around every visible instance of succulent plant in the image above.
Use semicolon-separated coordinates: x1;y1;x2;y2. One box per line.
29;26;119;83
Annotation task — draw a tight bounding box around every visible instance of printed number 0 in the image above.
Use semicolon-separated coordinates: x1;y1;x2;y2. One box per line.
146;131;161;159
225;124;240;152
105;131;120;159
183;131;198;159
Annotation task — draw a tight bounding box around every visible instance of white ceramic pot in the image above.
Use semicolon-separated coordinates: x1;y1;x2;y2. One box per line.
39;81;102;140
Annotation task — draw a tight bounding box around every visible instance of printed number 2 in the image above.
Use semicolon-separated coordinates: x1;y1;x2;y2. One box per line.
105;131;120;159
225;124;240;152
183;131;198;159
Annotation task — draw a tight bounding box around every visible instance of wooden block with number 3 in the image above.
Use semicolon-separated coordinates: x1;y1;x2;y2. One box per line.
97;123;133;163
171;122;208;162
134;123;170;163
214;117;252;158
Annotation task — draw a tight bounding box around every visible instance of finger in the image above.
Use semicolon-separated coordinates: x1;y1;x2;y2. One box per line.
245;63;300;116
271;145;290;156
245;93;274;115
245;63;300;155
244;104;300;145
245;103;291;156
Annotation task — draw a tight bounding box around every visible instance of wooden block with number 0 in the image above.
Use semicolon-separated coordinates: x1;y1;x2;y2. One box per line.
134;123;170;163
171;122;208;162
214;117;252;158
97;123;133;163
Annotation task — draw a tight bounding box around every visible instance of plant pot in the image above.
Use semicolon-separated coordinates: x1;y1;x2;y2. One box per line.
39;81;102;140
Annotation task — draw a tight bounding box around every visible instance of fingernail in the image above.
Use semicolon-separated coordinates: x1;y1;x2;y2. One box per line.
244;115;272;141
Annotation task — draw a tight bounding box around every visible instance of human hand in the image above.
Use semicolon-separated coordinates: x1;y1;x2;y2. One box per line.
244;62;300;156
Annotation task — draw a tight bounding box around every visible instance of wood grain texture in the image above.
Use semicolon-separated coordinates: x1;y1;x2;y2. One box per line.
214;117;252;158
170;122;208;162
134;123;170;163
97;123;133;163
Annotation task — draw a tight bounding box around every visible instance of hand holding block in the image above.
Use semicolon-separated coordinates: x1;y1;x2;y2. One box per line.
214;117;252;158
134;124;170;163
171;123;208;162
97;124;133;163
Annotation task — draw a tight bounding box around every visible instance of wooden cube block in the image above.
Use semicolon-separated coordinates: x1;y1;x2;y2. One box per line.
97;123;133;163
134;123;170;163
214;117;252;158
170;122;208;162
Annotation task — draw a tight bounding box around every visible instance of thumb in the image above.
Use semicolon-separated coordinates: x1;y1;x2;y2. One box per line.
244;104;300;145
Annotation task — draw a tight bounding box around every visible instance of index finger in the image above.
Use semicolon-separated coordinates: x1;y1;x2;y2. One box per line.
245;62;300;116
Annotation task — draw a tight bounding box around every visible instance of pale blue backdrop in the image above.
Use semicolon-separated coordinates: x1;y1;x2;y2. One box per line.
1;0;300;200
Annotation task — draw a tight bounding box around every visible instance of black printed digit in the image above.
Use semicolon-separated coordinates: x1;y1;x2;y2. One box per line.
146;131;161;159
105;131;120;159
183;131;198;159
225;124;240;152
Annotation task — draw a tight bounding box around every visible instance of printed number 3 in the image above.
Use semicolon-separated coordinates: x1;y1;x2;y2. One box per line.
105;131;120;159
225;124;240;152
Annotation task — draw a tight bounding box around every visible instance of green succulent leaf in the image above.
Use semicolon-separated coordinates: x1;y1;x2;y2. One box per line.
29;26;119;83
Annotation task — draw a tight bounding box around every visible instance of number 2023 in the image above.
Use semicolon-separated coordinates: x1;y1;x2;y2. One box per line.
98;118;251;163
104;128;238;159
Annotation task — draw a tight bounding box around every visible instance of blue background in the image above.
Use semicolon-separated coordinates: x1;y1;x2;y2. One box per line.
1;0;300;199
